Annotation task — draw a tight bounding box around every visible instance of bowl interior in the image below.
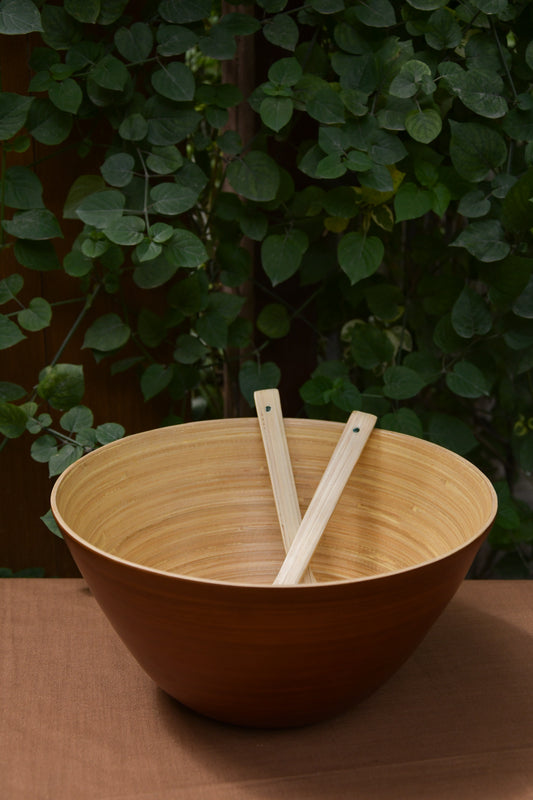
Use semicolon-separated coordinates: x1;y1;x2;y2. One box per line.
52;418;497;585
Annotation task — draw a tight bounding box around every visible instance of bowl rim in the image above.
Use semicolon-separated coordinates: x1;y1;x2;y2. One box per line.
50;418;498;590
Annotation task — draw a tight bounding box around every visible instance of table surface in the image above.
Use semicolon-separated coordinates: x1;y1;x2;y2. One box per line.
2;579;533;800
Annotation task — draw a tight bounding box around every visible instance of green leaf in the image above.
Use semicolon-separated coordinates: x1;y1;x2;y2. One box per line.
63;175;106;218
323;186;359;218
137;308;166;347
261;229;308;285
2;209;63;240
425;8;461;50
353;0;395;27
406;0;447;7
48;444;84;477
0;401;28;438
133;255;178;288
383;365;425;399
307;86;345;124
0;93;34;140
156;24;198;56
0;0;42;34
428;413;478;455
0;273;24;306
239;207;268;241
150;182;198;215
164;229;207;267
227;151;280;202
0;381;25;401
300;375;332;406
31;434;58;462
433;314;464;353
338;232;384;285
95;422;125;444
389;60;433;99
37;364;84;411
513;276;533;319
394;182;433;222
141;364;174;401
146;145;183;174
449;121;507;183
17;297;52;331
238;361;281;407
174;334;208;364
48;77;82;113
351;323;394;369
41;509;63;538
493;481;521;532
501;168;533;234
196;311;228;348
260;96;293;132
451;286;492;338
0;314;25;348
60;405;94;432
135;240;162;262
151;62;195;102
168;271;209;315
330;378;361;413
149;222;174;243
452;220;510;263
83;313;130;351
257;304;291;338
402;352;441;385
26;98;72;145
316;154;346;180
199;25;236;60
104;215;145;246
519;435;533;474
100;153;135;187
380;408;423;438
457;190;491;218
207;293;244;323
65;0;100;23
114;22;153;61
91;55;129;91
405;108;442;144
445;360;491;398
76;190;125;228
268;57;302;86
158;0;211;23
41;4;83;49
263;14;298;51
441;65;507;119
14;239;61;272
119;113;148;142
3;166;43;209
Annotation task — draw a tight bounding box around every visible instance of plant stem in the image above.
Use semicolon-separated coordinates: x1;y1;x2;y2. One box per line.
136;147;151;233
0;145;6;248
49;284;101;369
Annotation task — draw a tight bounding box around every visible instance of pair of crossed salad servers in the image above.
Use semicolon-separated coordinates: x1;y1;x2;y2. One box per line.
254;389;376;586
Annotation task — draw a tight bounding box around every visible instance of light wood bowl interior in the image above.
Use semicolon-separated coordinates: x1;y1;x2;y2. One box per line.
52;418;496;585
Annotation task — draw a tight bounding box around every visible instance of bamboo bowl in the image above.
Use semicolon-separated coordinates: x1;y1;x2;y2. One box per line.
51;418;497;727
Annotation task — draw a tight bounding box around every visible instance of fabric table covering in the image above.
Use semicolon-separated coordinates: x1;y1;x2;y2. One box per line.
2;579;532;799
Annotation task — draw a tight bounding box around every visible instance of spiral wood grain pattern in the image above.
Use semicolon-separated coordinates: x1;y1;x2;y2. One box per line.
53;418;495;584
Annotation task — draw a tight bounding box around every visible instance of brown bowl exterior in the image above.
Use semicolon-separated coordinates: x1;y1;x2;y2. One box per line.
51;418;497;727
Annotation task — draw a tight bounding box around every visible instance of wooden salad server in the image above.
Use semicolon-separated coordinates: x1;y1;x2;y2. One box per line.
254;389;315;584
273;410;377;586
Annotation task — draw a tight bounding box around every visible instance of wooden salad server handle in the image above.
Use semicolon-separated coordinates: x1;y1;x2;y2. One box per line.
255;389;315;584
273;410;377;586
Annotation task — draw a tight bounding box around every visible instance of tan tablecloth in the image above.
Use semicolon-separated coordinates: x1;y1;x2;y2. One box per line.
2;579;532;799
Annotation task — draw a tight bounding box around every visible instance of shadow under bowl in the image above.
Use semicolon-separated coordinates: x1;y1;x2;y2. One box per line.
51;418;497;727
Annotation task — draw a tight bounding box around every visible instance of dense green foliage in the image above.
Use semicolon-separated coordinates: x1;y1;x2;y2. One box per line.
0;0;532;575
